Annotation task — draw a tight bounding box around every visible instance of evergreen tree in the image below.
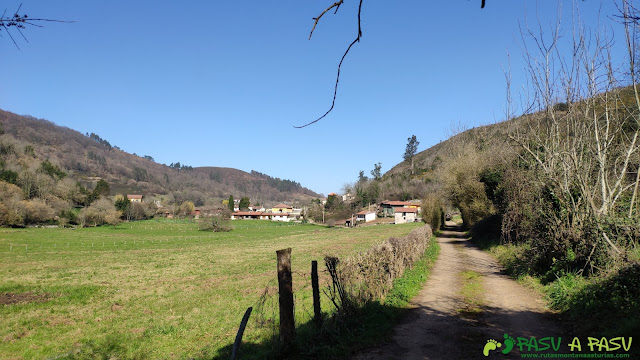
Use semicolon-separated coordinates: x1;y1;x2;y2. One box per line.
403;135;420;175
228;195;235;212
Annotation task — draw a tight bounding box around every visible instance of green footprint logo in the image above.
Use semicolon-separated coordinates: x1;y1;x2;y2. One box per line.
482;339;502;356
502;333;515;354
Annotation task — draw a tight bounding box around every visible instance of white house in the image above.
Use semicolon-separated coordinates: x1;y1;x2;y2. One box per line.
356;210;376;223
271;213;291;222
394;207;418;224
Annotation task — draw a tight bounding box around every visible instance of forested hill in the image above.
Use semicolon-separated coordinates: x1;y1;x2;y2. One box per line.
0;109;321;206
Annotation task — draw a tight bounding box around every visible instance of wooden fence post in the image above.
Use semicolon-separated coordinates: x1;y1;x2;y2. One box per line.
276;248;295;350
230;306;252;360
311;260;322;328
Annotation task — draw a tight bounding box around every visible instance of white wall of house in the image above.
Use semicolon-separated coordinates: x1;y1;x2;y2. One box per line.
357;212;377;223
395;212;417;224
271;214;291;222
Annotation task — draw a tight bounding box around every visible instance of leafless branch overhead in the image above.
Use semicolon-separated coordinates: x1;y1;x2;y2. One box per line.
0;3;74;49
296;0;486;128
295;0;363;129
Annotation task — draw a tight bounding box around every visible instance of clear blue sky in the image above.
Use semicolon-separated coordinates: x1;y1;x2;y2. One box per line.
0;1;626;196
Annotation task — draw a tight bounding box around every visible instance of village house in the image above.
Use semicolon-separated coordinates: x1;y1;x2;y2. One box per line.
127;194;143;203
379;200;421;217
231;211;292;222
394;207;419;224
249;205;265;212
356;210;377;223
271;203;293;214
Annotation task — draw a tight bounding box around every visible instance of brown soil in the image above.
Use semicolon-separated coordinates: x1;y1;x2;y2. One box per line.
353;222;562;360
0;291;53;305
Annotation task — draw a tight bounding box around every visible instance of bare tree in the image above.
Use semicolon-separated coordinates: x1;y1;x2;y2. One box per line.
507;0;640;257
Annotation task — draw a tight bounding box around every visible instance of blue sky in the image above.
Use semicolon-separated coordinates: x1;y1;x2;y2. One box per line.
0;1;627;196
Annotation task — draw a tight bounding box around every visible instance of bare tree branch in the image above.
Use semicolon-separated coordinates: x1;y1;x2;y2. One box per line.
309;0;344;40
295;0;363;129
0;3;74;49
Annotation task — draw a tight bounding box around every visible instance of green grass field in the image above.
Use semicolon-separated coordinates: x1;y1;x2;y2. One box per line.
0;219;422;359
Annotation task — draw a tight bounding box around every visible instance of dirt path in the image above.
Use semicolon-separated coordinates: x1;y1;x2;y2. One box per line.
353;222;562;360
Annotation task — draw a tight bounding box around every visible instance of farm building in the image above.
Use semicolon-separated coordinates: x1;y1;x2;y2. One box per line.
127;194;143;203
231;211;292;222
356;210;376;223
394;207;419;224
379;200;421;217
272;204;293;213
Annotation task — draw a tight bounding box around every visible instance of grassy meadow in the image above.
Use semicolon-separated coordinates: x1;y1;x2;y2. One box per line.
0;219;422;359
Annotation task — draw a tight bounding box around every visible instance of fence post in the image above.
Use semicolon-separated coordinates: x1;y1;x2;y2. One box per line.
230;306;252;360
311;260;322;328
276;248;294;350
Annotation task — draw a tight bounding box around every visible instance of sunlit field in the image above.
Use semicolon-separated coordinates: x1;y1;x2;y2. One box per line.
0;219;421;359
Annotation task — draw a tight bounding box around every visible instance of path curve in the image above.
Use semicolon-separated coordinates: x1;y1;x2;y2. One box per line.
353;222;561;360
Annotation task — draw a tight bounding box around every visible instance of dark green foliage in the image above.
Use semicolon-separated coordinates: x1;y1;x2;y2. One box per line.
24;145;35;157
357;170;368;183
87;150;106;165
403;135;419;162
91;179;110;201
552;102;569;112
370;162;382;180
169;162;193;171
251;170;304;193
0;169;18;184
479;167;505;211
143;155;154;161
114;196;130;213
227;195;234;212
324;194;340;211
87;132;112;149
0;141;15;156
238;197;250;210
133;166;148;182
40;160;67;179
209;170;221;182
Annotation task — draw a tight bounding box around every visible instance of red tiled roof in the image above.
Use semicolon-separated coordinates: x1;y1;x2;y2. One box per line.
233;211;289;217
233;211;264;216
395;207;418;213
272;203;293;209
357;210;375;215
127;194;143;199
381;201;415;206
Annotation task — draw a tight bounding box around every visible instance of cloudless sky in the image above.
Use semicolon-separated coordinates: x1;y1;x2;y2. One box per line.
0;1;627;196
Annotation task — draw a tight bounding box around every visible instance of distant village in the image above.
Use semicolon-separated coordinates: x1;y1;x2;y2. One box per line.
129;193;423;226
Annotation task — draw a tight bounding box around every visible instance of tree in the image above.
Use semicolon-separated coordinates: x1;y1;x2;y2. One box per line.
228;195;235;212
92;179;110;199
370;162;382;180
239;197;250;210
404;135;420;175
358;170;368;183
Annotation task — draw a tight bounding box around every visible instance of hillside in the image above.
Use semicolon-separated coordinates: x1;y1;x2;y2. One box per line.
0;109;321;207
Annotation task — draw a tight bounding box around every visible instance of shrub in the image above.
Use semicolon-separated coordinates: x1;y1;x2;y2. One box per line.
421;194;444;231
327;225;433;307
198;215;233;232
77;198;121;227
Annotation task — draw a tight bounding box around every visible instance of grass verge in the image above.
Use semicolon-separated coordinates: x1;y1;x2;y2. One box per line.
225;235;440;360
297;236;440;359
469;216;639;356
